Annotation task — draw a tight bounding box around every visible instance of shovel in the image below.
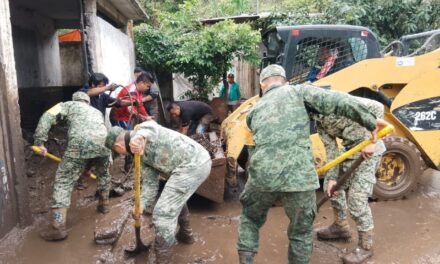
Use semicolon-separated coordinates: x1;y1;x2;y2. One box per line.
316;125;394;177
31;145;97;180
125;153;150;256
315;125;395;210
316;156;364;211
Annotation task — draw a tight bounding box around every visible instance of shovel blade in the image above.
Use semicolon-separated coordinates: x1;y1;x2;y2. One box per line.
124;226;150;256
124;242;150;256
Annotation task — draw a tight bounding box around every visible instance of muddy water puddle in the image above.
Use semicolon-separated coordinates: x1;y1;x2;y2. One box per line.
2;169;440;263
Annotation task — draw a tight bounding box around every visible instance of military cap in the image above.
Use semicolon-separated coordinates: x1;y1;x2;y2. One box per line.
259;64;286;82
105;126;124;149
72;91;90;104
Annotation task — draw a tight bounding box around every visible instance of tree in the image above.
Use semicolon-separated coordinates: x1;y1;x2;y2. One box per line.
135;2;260;100
135;0;439;100
255;0;440;46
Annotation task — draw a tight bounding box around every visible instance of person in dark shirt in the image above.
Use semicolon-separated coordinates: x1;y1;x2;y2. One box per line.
143;82;159;119
167;101;214;136
79;73;122;116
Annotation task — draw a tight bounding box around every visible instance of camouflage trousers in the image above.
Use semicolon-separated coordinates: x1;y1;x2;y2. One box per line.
141;159;212;245
52;155;111;208
237;189;316;264
324;155;381;232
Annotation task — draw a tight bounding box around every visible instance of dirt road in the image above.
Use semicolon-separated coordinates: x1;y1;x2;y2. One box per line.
1;169;440;264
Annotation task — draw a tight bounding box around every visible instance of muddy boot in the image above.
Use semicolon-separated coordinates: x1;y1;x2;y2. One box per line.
238;251;255;264
40;208;68;241
317;209;351;241
149;236;173;264
97;191;110;214
342;230;373;264
176;205;195;244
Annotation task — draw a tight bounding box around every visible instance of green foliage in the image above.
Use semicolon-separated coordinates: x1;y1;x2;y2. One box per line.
135;19;260;100
185;0;254;18
177;21;260;100
134;24;176;69
356;0;440;45
135;0;439;100
255;0;440;46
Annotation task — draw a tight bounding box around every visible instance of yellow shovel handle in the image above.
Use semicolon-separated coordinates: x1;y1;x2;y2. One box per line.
31;145;97;180
317;125;394;176
134;154;142;228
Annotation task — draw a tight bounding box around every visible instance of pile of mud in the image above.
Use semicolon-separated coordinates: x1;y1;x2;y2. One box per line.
189;133;219;158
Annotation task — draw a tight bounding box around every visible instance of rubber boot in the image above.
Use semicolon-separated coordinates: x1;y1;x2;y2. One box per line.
40;208;68;241
97;191;110;214
342;230;374;264
148;236;173;264
238;251;255;264
176;205;195;244
317;208;352;241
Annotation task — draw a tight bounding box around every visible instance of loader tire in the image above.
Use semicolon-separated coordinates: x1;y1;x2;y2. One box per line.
373;136;424;200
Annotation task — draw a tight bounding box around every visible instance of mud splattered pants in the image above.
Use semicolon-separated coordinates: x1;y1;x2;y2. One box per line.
52;155;111;208
237;189;316;264
141;158;212;245
324;155;381;232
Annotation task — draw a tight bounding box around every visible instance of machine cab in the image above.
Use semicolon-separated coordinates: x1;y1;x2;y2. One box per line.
262;25;381;84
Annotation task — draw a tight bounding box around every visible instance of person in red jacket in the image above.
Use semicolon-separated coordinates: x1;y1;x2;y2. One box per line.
111;71;154;129
110;71;154;173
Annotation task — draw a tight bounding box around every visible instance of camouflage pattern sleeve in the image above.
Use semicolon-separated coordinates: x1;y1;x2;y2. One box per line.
354;97;384;119
134;122;153;139
33;103;65;146
298;84;377;131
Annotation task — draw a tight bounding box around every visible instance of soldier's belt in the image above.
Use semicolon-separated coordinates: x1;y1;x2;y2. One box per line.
317;125;394;176
31;146;97;180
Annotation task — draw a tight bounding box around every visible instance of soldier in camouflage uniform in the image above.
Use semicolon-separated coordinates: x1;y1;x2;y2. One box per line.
237;64;388;264
34;92;112;241
105;121;211;264
314;97;386;264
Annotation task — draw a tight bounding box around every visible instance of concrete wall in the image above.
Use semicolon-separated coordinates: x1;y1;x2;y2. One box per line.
0;0;31;238
96;17;134;85
59;42;85;86
10;5;62;88
11;26;40;88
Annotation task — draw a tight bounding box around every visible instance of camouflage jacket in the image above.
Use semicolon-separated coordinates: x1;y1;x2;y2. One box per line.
246;83;377;192
134;121;211;174
313;97;386;181
34;101;110;159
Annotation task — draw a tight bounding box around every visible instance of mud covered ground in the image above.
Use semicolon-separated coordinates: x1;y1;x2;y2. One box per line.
1;162;440;263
